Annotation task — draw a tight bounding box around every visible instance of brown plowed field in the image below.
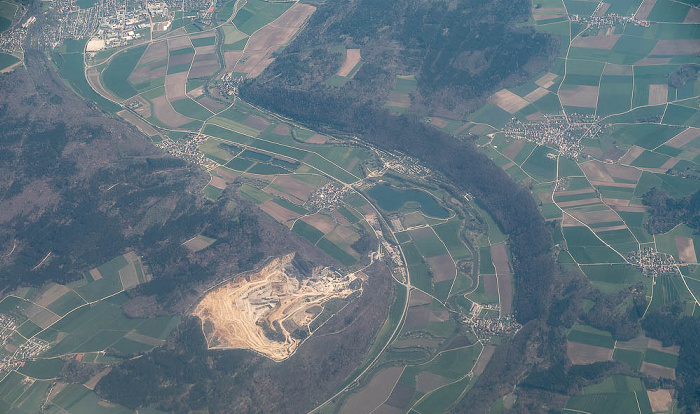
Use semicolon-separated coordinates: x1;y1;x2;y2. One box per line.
189;53;220;78
235;3;316;78
222;50;243;74
652;39;700;55
580;161;614;182
302;214;337;234
647;389;672;413
641;362;675;379
136;40;168;66
339;366;404;414
685;6;700;23
167;36;192;50
271;175;323;200
196;96;225;112
259;200;301;224
524;87;549;103
619;146;646;165
337;49;361;77
488;89;530;113
675;236;697;263
503;139;526;160
649;84;668;105
165;72;188;101
567;341;612;364
559;85;599;107
128;60;167;87
665;127;700;148
535;72;557;88
426;254;456;282
151;96;193;127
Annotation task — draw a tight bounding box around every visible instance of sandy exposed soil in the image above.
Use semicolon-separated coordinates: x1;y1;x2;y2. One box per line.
193;254;360;361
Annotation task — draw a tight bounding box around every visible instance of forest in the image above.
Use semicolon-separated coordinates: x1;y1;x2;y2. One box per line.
642;188;700;234
255;0;558;118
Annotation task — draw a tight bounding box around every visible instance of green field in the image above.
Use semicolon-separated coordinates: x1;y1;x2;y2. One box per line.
102;45;147;99
410;228;449;258
55;52;121;112
171;98;213;120
567;326;614;349
292;220;325;244
232;0;292;34
0;0;16;32
565;392;641;414
433;220;472;260
0;52;19;70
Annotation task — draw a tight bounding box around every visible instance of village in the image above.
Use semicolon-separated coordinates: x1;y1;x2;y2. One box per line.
503;113;603;159
156;133;219;170
306;182;351;212
218;72;244;97
0;314;51;372
570;10;650;28
463;302;522;342
627;247;680;277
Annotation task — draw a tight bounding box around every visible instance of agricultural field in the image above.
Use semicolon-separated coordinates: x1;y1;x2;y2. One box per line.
82;0;314;133
0;0;17;40
443;0;700;410
326;46;363;87
0;252;179;414
50;0;530;411
421;0;700;312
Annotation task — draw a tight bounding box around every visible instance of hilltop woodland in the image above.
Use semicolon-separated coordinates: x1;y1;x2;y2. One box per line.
642;188;700;234
0;51;314;309
251;0;558;119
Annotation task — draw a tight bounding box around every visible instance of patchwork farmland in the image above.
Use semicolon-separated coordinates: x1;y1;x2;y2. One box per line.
32;0;530;411
33;0;700;409
0;253;180;413
410;0;700;410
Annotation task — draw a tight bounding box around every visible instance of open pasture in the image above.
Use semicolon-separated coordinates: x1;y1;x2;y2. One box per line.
233;0;293;35
563;226;626;264
521;145;557;181
432;220;472;260
101;45;147;100
409;227;449;258
0;1;16;33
